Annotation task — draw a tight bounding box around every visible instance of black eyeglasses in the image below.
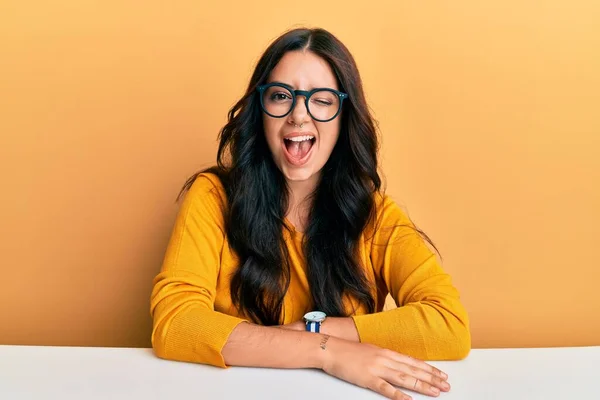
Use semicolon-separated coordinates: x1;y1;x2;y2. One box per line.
257;82;348;122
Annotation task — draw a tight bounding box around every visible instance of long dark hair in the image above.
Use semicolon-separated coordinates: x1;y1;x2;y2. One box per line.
180;28;417;325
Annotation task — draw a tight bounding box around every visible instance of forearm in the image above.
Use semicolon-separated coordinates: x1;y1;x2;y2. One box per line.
278;317;360;342
352;301;471;360
222;321;329;369
322;317;360;342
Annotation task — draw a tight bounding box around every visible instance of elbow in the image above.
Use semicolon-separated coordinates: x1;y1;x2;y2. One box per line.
451;323;471;360
425;302;472;360
151;320;171;361
429;323;471;361
426;298;472;360
444;313;472;360
150;299;182;363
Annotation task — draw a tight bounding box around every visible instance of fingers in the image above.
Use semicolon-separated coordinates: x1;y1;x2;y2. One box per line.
381;358;451;393
414;376;446;397
381;367;447;397
384;349;449;381
368;379;413;400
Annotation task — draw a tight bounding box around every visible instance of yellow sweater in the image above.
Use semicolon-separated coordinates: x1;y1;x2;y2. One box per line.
150;173;471;368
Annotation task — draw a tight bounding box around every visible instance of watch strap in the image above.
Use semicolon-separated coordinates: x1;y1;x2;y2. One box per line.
306;321;321;333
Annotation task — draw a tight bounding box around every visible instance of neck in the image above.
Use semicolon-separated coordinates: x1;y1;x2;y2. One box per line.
285;173;320;228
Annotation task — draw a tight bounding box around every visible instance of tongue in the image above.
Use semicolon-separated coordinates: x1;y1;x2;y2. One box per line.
288;140;312;159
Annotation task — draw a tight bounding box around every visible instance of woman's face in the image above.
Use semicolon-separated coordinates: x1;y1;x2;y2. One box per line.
262;50;341;185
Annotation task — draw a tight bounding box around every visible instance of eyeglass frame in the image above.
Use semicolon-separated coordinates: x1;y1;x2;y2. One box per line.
256;82;349;123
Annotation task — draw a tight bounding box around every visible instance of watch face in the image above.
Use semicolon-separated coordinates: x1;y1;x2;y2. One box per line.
304;311;326;322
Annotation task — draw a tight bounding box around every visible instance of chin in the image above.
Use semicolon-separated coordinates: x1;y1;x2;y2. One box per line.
281;167;316;182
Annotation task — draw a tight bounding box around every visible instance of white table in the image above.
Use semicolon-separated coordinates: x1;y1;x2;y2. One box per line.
1;345;599;399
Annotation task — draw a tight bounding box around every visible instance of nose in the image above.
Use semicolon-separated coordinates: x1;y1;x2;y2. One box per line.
289;94;310;125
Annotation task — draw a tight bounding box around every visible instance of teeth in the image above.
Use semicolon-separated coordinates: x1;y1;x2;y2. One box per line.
285;135;314;142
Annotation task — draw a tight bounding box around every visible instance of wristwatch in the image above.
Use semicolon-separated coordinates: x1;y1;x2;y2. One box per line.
303;311;327;333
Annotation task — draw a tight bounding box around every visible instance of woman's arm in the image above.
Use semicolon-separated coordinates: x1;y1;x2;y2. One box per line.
224;320;454;400
351;195;471;360
222;321;325;368
352;254;471;361
151;174;247;367
154;272;450;400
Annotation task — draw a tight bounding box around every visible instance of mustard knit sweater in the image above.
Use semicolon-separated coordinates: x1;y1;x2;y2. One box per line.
150;173;471;368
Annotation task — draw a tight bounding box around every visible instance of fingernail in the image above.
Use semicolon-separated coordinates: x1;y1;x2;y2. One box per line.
441;372;448;379
442;382;451;390
431;387;440;395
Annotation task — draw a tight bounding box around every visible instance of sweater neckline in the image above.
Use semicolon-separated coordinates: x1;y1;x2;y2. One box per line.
283;217;304;239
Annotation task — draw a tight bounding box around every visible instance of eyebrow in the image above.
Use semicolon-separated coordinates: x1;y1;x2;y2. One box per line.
268;81;300;90
267;81;337;91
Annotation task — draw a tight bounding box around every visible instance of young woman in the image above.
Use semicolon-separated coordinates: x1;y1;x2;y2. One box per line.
150;27;470;400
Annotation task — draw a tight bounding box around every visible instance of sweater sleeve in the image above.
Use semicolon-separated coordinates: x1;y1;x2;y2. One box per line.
150;174;246;368
351;195;471;360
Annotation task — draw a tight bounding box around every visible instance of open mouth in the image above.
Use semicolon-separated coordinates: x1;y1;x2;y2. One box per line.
283;135;316;166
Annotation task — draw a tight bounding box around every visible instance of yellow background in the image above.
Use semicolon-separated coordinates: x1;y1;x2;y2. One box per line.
1;1;599;349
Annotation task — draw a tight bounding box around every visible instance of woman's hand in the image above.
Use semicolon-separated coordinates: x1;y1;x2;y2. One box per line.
320;336;450;400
